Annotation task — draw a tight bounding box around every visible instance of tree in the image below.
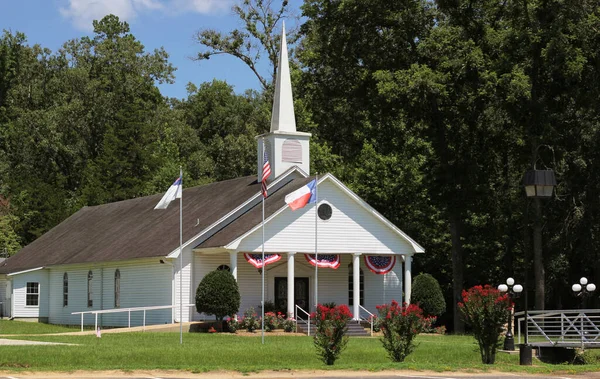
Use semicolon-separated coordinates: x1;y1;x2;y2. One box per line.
411;273;446;318
193;0;296;90
195;270;241;324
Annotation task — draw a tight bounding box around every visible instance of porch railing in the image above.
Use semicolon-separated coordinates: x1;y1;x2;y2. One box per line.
72;304;195;332
358;305;374;336
295;305;311;336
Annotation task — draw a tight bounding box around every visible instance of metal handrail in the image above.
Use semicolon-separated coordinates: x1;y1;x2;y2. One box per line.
359;305;374;336
72;304;195;332
514;309;600;349
295;305;311;336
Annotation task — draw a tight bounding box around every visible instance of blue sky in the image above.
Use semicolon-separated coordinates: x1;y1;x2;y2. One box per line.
0;0;300;99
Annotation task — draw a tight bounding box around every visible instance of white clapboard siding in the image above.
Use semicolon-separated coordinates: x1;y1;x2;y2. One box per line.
0;275;6;317
48;259;172;326
235;180;416;255
193;252;404;319
11;269;49;319
173;245;193;322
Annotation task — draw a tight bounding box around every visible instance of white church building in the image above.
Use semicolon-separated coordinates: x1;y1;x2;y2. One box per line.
0;26;424;327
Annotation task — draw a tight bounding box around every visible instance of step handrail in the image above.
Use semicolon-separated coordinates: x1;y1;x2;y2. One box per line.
295;305;311;336
359;305;374;336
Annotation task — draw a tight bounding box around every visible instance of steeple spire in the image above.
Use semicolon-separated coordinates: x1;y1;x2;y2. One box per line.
270;21;296;133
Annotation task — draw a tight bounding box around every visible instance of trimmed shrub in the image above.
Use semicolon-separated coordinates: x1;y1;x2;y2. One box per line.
377;301;428;362
459;285;511;364
313;304;353;365
411;273;446;318
195;270;240;324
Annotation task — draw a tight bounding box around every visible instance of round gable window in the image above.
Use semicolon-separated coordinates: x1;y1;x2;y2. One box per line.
318;203;332;220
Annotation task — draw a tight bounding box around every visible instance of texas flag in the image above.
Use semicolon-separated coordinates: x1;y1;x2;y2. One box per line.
285;179;317;210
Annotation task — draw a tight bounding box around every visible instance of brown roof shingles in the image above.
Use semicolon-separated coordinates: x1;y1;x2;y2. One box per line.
0;175;265;274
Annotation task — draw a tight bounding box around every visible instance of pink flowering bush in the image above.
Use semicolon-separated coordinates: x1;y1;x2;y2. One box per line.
312;304;353;365
376;301;428;362
459;285;511;364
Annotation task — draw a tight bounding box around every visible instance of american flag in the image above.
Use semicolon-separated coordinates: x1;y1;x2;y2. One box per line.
262;149;271;198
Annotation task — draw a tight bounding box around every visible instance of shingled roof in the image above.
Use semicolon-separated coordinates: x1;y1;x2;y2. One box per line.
197;176;315;249
0;175;266;274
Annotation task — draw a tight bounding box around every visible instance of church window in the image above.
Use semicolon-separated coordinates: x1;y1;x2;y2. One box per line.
282;139;302;163
348;264;364;306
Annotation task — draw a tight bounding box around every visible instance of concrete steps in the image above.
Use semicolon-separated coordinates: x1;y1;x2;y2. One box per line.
297;320;371;337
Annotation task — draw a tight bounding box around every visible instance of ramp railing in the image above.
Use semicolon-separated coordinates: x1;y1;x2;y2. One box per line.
515;309;600;349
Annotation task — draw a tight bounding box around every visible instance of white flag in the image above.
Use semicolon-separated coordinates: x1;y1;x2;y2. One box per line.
154;176;182;209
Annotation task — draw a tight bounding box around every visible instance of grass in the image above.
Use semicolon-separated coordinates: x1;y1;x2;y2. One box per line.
0;320;92;335
1;331;600;374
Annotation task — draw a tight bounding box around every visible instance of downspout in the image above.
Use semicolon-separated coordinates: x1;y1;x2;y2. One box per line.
100;267;104;327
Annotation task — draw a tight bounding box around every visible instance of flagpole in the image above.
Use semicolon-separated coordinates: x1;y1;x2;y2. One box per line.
179;166;183;345
261;140;265;345
314;174;318;310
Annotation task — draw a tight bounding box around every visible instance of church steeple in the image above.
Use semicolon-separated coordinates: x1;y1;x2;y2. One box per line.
270;21;296;133
257;21;311;182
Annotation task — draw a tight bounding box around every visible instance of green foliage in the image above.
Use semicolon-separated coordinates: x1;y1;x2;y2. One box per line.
459;285;511;364
240;307;260;332
411;274;446;317
313;304;353;365
195;270;240;322
377;301;428;362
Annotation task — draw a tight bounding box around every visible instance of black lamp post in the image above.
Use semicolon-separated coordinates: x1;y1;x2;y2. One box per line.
572;277;596;309
522;168;556;365
498;278;523;351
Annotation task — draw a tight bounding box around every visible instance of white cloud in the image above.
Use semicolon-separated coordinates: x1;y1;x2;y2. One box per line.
60;0;232;31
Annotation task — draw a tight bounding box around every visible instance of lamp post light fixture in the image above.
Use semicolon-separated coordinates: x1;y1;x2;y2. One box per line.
522;168;556;366
498;278;523;351
572;277;596;308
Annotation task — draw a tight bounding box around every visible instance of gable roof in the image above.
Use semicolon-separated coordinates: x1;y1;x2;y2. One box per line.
198;174;425;254
0;175;263;274
197;176;315;249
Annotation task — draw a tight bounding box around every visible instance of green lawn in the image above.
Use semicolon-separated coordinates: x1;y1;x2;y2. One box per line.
0;320;91;335
1;331;600;374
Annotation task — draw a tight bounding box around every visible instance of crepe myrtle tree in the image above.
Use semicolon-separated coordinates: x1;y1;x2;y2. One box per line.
195;270;240;329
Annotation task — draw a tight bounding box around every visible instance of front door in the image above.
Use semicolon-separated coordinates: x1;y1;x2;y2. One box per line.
274;277;310;318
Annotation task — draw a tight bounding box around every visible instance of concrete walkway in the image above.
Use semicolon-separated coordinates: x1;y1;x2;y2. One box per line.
0;338;75;346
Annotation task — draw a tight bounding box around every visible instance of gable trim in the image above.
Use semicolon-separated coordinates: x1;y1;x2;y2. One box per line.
7;267;45;277
224;174;424;253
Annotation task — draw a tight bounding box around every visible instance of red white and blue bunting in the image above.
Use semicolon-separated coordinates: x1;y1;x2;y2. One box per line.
364;255;396;275
243;253;282;269
304;254;341;269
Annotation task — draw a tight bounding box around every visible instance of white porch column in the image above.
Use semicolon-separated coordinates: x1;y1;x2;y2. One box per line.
229;251;238;281
404;254;412;304
352;253;361;320
287;252;296;317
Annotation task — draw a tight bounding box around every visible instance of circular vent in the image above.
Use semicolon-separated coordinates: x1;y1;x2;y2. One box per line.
318;203;332;220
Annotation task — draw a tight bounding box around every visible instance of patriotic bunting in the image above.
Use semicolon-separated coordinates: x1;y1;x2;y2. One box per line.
244;253;281;269
304;254;341;269
364;255;396;275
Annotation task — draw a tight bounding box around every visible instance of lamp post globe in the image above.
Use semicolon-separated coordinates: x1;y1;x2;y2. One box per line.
498;278;520;351
572;277;595;309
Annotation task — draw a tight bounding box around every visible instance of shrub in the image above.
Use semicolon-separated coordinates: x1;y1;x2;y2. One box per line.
264;312;278;331
368;315;381;332
313;304;353;365
411;273;446;318
226;317;239;333
282;317;295;332
241;307;260;332
195;270;240;326
377;301;428;362
459;285;511;364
